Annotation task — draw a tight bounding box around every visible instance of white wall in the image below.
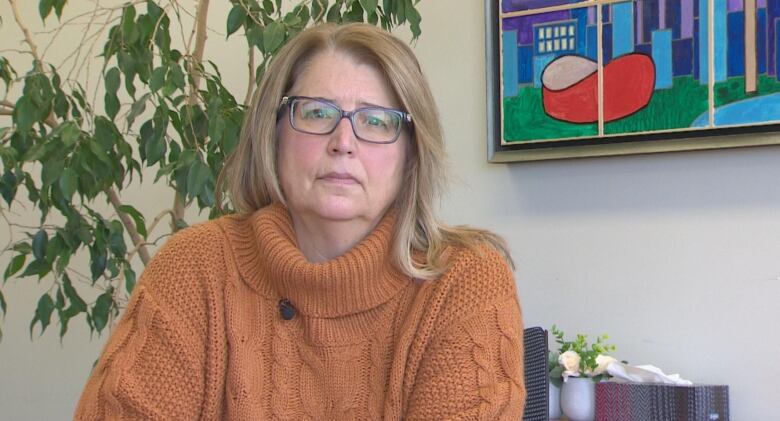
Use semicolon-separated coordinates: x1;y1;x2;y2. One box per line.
2;1;779;420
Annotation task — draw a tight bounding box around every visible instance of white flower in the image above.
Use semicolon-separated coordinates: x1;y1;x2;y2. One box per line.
591;354;618;376
558;350;581;378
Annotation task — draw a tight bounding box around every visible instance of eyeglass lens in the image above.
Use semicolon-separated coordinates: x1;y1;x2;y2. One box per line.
291;98;403;143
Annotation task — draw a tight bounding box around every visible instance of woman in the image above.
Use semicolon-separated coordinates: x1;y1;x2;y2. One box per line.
76;23;525;420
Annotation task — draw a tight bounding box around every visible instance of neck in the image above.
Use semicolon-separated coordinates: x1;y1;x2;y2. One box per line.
290;212;386;262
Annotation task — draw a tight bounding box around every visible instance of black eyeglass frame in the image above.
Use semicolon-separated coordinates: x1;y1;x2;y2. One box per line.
279;95;413;144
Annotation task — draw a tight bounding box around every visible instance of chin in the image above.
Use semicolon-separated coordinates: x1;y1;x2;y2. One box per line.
310;200;366;222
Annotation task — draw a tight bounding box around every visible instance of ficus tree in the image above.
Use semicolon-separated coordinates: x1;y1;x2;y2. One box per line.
0;0;422;341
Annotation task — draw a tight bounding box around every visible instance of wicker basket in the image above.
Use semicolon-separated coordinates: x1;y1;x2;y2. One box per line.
595;382;729;421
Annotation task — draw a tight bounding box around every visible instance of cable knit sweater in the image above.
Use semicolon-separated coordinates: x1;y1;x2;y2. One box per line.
75;203;525;420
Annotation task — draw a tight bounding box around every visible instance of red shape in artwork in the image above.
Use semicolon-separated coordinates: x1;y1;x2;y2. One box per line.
541;54;656;124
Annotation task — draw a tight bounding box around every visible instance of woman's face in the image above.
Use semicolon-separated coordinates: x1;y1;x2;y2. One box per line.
277;51;409;229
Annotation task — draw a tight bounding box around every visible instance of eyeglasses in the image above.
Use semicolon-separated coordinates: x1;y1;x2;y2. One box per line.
279;96;412;144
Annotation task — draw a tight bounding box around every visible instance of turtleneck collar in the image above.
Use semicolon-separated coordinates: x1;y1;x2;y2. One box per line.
223;202;411;318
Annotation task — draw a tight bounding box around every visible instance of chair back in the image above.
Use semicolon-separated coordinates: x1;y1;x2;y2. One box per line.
523;327;549;421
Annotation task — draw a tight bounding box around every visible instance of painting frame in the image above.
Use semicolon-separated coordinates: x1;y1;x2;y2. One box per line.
486;0;780;162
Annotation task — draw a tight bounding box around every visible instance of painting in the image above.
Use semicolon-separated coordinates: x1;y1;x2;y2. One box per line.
486;0;780;161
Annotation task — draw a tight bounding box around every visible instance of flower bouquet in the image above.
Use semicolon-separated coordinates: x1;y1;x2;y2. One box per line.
548;325;619;421
548;324;618;385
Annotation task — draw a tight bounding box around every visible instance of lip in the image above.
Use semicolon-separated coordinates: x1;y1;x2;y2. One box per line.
318;171;359;185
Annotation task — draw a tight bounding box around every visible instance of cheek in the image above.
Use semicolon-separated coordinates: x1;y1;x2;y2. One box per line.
277;125;307;195
367;143;407;195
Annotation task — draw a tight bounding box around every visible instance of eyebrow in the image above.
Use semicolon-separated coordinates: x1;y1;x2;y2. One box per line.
310;96;392;109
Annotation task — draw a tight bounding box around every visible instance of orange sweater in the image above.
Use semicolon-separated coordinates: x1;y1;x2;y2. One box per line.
75;203;525;420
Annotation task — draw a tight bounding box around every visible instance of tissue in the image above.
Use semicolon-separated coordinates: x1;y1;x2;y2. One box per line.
605;361;693;385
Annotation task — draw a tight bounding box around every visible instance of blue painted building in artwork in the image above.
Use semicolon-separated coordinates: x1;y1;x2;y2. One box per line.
501;0;780;98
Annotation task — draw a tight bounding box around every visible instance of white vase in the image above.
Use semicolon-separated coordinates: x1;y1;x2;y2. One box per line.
560;377;595;421
549;382;562;419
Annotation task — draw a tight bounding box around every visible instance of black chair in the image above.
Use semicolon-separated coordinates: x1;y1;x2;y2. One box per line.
523;327;549;421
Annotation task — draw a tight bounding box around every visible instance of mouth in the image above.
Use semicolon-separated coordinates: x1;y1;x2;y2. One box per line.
318;172;359;185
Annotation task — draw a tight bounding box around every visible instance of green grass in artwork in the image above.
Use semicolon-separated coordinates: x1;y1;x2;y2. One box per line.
714;75;780;106
604;76;708;134
503;75;780;142
503;86;597;142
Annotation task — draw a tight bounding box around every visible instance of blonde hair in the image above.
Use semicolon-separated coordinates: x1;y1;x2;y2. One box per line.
219;23;513;279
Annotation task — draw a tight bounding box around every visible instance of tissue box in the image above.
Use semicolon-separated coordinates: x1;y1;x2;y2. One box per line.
595;382;729;421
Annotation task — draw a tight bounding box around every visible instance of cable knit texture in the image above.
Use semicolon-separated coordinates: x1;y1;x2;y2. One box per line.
75;203;526;420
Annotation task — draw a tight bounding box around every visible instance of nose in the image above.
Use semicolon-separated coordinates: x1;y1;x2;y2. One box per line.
327;116;356;155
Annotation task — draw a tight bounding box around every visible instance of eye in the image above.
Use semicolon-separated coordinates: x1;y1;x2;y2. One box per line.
365;114;388;128
296;99;339;121
301;106;335;120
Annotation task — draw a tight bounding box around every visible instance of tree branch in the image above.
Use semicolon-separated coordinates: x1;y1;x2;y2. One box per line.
0;101;58;129
146;208;176;236
8;0;44;72
104;187;151;266
187;0;210;106
170;0;210;230
244;46;255;105
7;0;59;130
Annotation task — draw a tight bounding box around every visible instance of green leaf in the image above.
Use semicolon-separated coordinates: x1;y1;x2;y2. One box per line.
58;167;78;200
88;138;112;166
53;0;66;18
107;220;127;257
39;0;54;21
92;290;113;333
292;4;311;26
41;159;65;186
32;230;49;261
60;121;80;147
20;259;51;278
312;0;328;20
118;205;147;239
405;0;421;40
0;170;18;206
30;294;55;337
169;65;185;90
13;242;32;254
45;233;63;265
124;265;136;294
283;12;302;26
121;4;137;42
90;252;107;282
226;5;247;37
105;67;121;93
263;21;286;53
0;289;6;317
246;25;263;50
106;92;121;121
13;96;37;133
127;93;151;126
150;66;166;92
344;1;364;22
3;254;26;281
326;3;342;22
54;89;69;117
62;274;87;312
145;128;166;165
186;160;210;199
359;0;377;16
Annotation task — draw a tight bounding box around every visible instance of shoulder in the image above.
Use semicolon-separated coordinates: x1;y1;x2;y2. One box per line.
429;243;518;322
441;243;516;298
139;217;233;302
151;218;230;267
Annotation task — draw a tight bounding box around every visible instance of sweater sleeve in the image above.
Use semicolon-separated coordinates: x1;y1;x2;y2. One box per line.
74;225;226;420
405;248;526;420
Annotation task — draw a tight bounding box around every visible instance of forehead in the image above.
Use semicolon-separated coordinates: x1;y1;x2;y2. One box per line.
289;51;399;108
